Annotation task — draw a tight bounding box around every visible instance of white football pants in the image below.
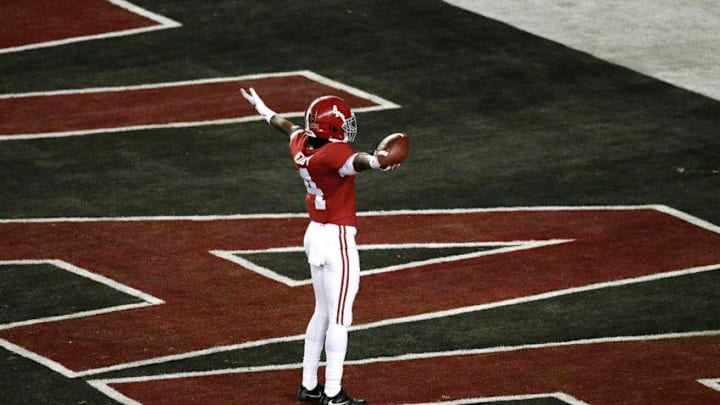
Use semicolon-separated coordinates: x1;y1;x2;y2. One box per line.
301;221;360;397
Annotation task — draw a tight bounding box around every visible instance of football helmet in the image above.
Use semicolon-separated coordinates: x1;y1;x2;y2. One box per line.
304;96;357;142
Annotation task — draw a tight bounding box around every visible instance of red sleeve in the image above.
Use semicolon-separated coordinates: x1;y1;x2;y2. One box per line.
288;130;307;158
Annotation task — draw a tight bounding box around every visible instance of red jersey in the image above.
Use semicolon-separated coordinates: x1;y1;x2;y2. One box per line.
289;130;357;225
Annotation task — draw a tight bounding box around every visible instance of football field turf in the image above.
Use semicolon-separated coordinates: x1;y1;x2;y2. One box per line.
1;1;718;404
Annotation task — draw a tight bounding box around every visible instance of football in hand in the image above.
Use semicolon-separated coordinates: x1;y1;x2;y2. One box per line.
374;133;410;168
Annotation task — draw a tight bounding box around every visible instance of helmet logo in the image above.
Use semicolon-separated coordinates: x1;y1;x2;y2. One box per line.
330;104;346;122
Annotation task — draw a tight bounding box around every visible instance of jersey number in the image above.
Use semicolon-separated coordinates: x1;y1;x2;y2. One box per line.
298;168;326;210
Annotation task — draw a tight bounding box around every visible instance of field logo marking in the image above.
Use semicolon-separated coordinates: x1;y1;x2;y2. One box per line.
0;71;400;141
698;378;720;392
391;393;590;405
0;259;163;331
84;330;720;404
0;0;181;55
210;239;573;287
0;205;718;402
0;259;163;378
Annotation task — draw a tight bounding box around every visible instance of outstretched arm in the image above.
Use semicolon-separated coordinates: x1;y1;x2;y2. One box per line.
269;114;301;137
241;87;400;172
240;88;300;138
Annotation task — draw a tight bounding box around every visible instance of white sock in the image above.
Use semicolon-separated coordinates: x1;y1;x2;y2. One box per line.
324;350;346;397
324;323;348;397
302;307;328;390
302;338;323;390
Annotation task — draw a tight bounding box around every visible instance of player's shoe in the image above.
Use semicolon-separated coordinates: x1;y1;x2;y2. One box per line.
320;388;367;405
297;384;324;403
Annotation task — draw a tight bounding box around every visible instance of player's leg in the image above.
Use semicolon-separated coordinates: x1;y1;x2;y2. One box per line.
299;223;329;399
300;263;328;395
322;225;361;398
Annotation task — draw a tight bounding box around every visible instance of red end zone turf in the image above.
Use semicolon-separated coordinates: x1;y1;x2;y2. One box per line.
0;0;161;50
0;73;387;139
99;335;720;404
1;208;719;375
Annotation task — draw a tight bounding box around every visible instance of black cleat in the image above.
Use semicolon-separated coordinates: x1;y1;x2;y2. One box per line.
320;388;367;405
297;384;324;403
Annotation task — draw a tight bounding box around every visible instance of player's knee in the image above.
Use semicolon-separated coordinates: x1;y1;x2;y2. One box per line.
313;307;329;323
325;322;349;353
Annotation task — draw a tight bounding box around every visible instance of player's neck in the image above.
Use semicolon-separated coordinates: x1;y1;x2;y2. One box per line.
308;136;329;149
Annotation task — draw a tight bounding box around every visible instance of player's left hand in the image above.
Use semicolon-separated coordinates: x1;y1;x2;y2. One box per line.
373;149;402;171
240;87;275;122
240;87;262;105
381;163;401;171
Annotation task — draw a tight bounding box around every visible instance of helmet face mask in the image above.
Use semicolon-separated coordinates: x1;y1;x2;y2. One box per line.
305;96;357;142
341;114;357;142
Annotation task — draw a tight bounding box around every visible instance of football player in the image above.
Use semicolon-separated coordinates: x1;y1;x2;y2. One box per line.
241;87;399;404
